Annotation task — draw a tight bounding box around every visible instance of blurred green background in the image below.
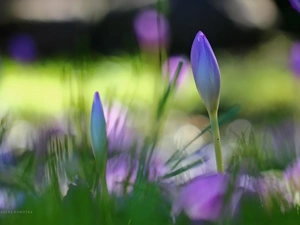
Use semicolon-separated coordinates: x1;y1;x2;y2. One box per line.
0;34;297;121
0;0;299;124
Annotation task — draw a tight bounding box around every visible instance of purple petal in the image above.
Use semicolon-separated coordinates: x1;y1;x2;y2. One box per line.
284;158;300;190
290;0;300;14
102;102;140;153
103;102;127;136
172;173;230;221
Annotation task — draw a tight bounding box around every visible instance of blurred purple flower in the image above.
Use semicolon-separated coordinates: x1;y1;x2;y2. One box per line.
103;101;141;153
106;154;138;196
284;158;300;193
290;42;300;78
103;101;127;139
105;153;167;196
162;56;189;86
147;152;169;181
191;31;221;113
172;173;252;222
8;34;37;63
262;121;296;167
172;173;229;221
133;9;170;52
258;171;293;211
290;0;300;14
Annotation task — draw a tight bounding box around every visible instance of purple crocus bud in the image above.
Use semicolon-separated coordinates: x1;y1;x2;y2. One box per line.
290;42;300;78
90;92;108;169
133;9;170;52
191;31;221;113
290;0;300;14
8;34;37;63
162;56;189;86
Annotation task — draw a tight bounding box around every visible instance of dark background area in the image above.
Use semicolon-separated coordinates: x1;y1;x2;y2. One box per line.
0;0;299;59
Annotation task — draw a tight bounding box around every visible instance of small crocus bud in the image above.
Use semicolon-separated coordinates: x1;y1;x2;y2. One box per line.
90;92;108;170
162;56;189;87
290;0;300;14
191;31;221;113
290;42;300;78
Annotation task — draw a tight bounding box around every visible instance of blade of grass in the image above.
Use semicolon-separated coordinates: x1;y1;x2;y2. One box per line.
165;105;241;165
161;156;209;180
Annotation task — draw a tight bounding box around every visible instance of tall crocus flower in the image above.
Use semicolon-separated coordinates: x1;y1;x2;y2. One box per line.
190;31;223;172
90;92;111;224
290;0;300;14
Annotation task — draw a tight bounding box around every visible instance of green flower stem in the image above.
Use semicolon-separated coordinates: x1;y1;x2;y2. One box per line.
209;110;224;173
99;169;112;225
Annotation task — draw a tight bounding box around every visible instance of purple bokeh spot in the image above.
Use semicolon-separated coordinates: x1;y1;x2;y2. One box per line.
162;56;189;86
290;42;300;78
134;9;170;51
290;0;300;14
8;34;37;63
